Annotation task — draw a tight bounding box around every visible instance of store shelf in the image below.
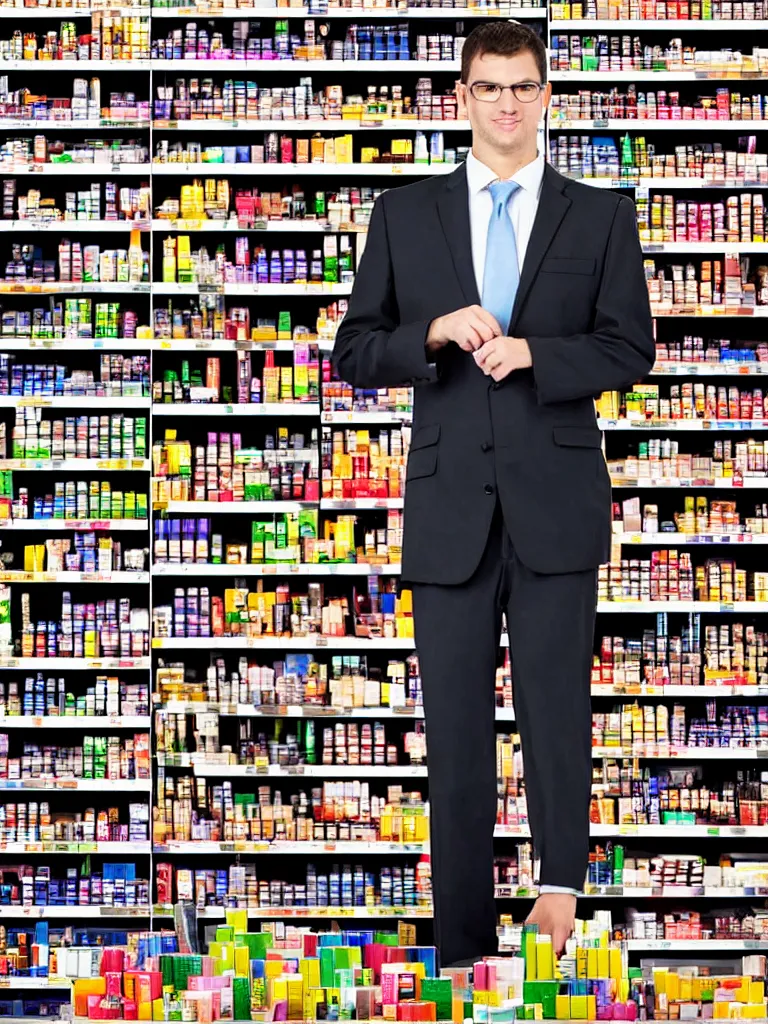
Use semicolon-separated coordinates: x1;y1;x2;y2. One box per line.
151;282;352;295
151;402;320;416
0;778;150;791
652;361;768;374
0;282;149;295
589;824;768;838
0;459;149;472
610;476;768;488
153;903;432;918
0;5;149;15
579;885;763;898
551;119;765;130
0;396;149;408
550;69;766;81
152;561;402;575
152;338;333;351
597;601;768;612
0;164;153;176
0;841;150;854
616;532;768;545
157;758;429;777
0;519;149;531
152;57;458;70
158;501;316;514
152;162;454;176
0;219;150;231
151;635;416;650
0;571;148;584
0;339;152;350
320;497;405;509
0;905;150;918
582;177;768;189
550;17;759;27
0;716;150;728
495;823;768;838
161;699;426;717
0;978;72;989
321;410;412;424
592;746;768;760
652;305;768;317
153;218;366;232
153;118;470;132
590;684;767;697
0;120;150;130
600;417;768;430
153;840;429;854
150;4;546;15
641;242;768;254
625;939;768;950
0;657;150;670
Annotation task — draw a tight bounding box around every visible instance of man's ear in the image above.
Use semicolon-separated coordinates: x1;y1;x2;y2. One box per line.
456;81;468;118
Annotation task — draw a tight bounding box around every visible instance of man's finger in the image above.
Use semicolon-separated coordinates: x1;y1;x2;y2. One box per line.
474;340;495;366
464;324;487;350
472;306;503;335
470;316;498;344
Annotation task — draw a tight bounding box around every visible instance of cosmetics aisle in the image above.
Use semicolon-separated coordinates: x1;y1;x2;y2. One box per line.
3;0;768;1018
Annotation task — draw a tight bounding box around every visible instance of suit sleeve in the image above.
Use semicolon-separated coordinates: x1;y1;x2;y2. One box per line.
332;192;439;389
526;195;655;405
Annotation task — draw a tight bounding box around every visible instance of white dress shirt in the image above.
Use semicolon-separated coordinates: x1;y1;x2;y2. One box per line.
467;150;580;900
465;148;546;298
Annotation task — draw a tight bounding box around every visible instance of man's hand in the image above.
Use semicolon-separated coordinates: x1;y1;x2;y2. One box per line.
525;893;577;958
473;336;532;381
426;305;502;356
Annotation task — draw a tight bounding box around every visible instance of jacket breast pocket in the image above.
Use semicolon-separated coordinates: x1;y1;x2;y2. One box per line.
553;426;603;448
407;423;440;480
541;258;596;276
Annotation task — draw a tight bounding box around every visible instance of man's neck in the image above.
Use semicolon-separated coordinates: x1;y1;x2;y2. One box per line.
471;145;539;181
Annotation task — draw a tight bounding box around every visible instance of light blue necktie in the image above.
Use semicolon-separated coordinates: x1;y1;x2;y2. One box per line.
482;179;521;335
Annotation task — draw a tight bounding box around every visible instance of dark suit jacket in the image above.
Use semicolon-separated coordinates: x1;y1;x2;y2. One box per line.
332;160;655;584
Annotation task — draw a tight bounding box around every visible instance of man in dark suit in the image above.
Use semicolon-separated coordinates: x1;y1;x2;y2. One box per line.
332;20;654;968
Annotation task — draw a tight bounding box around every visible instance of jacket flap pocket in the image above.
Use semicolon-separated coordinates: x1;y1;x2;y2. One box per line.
406;446;438;481
553;426;603;448
541;257;596;275
410;423;441;451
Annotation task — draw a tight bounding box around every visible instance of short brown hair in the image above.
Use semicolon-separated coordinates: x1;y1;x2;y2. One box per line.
460;21;547;86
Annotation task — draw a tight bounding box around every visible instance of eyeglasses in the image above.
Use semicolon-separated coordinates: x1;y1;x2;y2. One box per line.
468;80;544;103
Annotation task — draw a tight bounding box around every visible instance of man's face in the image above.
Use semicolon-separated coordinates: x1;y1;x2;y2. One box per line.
456;50;551;157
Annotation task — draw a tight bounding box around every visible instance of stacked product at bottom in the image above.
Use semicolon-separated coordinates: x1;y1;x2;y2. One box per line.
71;909;768;1022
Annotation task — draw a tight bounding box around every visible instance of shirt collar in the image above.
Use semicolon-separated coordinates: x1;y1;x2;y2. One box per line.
466;150;546;199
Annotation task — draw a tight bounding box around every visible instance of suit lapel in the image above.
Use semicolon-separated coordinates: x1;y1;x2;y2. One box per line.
508;162;572;333
436;163;481;308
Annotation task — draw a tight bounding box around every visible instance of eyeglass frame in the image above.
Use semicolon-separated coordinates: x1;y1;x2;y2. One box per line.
467;80;545;103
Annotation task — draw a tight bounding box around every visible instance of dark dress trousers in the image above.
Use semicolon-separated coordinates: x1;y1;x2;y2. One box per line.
332;160;655;966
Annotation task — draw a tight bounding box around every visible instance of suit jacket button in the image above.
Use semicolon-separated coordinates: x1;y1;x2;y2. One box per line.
484;484;494;495
481;442;493;453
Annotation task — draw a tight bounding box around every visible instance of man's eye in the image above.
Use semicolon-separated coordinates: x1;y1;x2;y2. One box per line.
517;84;538;97
477;84;499;95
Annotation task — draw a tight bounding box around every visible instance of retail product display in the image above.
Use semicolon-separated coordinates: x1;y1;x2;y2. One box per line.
151;579;413;638
157;234;355;286
152;77;460;123
153;183;380;224
152;352;321;405
150;20;464;61
2;0;768;1016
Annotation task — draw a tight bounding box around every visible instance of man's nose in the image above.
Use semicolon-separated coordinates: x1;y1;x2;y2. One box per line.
498;91;518;114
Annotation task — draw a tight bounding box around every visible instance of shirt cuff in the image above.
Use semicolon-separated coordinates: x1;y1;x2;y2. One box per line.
539;885;581;897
